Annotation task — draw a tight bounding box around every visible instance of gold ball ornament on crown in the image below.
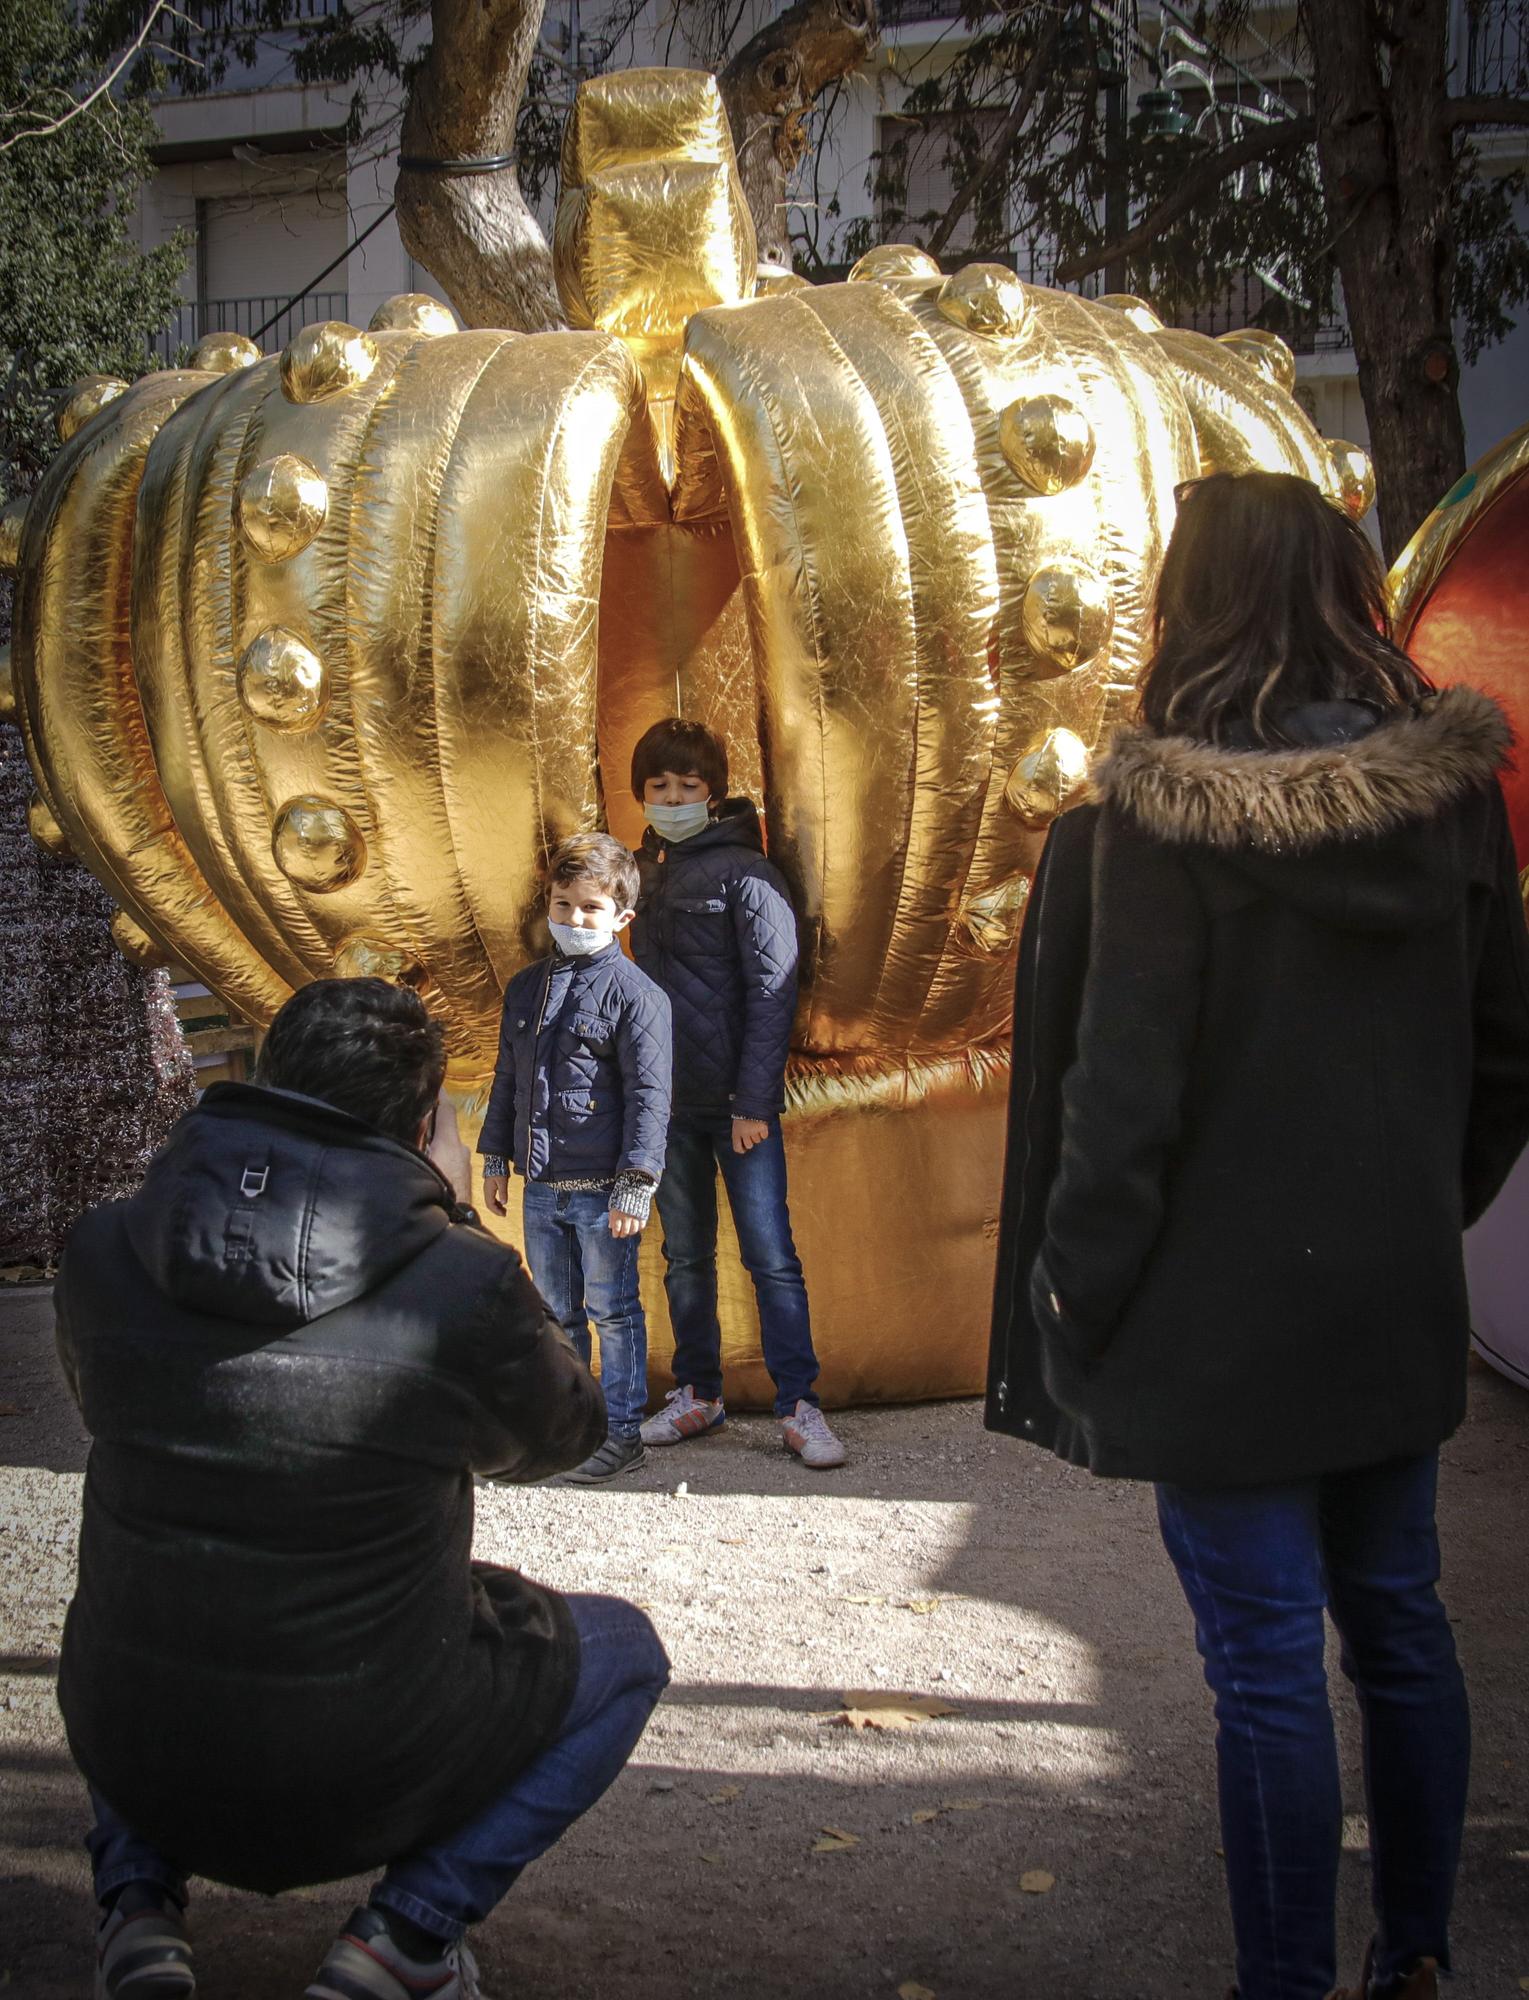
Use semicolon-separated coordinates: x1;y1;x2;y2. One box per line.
1004;726;1092;828
999;394;1096;495
271;796;368;893
1216;328;1299;396
849;244;944;293
937;264;1030;340
56;375;129;444
110;909;171;967
368;294;460;337
27;792;71;857
236;454;329;563
1022;563;1115;672
1328;439;1377;521
0;494;29;574
237;628;329;732
189;332;263;376
1095;294;1164;334
280;321;379;405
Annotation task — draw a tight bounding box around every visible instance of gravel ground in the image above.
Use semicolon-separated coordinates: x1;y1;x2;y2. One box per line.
3;1283;1527;1999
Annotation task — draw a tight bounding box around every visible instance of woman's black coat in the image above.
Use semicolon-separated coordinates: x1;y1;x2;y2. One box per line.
986;687;1529;1488
56;1083;606;1894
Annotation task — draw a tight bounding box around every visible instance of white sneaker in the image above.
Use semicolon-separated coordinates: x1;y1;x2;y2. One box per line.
640;1385;726;1445
780;1399;846;1469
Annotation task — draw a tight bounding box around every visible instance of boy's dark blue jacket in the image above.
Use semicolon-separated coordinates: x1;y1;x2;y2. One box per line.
630;798;799;1123
479;943;670;1182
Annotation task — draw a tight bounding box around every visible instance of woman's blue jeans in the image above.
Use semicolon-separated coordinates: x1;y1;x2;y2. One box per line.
87;1593;670;1941
656;1114;819;1414
1156;1453;1470;2000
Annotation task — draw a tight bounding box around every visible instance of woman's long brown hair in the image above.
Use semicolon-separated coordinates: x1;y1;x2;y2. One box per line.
1138;471;1432;746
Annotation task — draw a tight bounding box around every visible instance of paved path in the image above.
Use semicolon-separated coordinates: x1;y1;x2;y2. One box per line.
3;1284;1526;1998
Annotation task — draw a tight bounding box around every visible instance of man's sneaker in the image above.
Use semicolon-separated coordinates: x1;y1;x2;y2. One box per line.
559;1434;647;1483
95;1886;195;1999
780;1399;847;1469
305;1907;482;2000
640;1385;725;1445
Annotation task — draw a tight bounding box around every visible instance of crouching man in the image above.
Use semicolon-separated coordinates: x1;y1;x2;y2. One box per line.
54;978;670;2000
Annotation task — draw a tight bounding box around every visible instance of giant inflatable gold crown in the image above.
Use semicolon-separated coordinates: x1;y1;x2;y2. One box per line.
1;70;1372;1403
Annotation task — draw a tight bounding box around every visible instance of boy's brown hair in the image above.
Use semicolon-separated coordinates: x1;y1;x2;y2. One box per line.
544;831;640;913
630;718;729;804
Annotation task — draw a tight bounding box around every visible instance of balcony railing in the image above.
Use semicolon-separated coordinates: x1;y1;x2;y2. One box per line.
148;291;349;364
176;0;341;27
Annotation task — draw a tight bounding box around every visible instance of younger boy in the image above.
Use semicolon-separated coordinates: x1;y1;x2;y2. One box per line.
480;833;671;1482
628;719;846;1469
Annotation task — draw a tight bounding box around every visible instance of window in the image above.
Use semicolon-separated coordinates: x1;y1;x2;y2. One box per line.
876;110;1008;255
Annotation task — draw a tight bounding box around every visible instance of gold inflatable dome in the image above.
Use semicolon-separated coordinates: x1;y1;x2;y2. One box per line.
4;70;1370;1404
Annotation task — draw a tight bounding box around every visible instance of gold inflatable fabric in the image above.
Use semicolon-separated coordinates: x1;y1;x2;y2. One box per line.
7;69;1372;1405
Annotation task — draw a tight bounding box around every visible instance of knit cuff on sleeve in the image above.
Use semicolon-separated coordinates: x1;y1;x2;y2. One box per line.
480;1153;508;1179
608;1172;655;1223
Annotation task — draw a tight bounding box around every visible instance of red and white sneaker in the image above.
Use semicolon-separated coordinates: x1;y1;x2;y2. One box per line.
640;1385;726;1445
780;1400;847;1469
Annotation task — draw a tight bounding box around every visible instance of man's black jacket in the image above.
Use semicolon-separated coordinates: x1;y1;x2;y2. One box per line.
55;1083;605;1893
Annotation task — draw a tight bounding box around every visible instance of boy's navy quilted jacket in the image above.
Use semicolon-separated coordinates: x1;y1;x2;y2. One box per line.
478;943;670;1182
630;799;799;1123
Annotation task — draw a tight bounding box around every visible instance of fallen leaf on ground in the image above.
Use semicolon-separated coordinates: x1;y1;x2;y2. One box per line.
841;1593;887;1606
911;1808;942;1825
899;1598;941;1615
811;1827;861;1853
705;1785;743;1804
898;1984;936;1999
715;1537;746;1546
1019;1869;1056;1895
0;1403;21;1418
699;1851;724;1865
942;1798;986;1812
821;1691;963;1732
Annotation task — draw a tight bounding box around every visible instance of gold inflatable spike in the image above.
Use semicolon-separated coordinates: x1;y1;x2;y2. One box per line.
280;321;380;405
1155;327;1340;494
937;264;1029;339
1328;438;1377;521
56;375;129;444
272;797;368;893
1003;726;1091;827
236;454;329;562
955;874;1031;955
754;266;812;296
999;393;1096;495
849;244;944;291
28;792;71;856
0;643;12;723
369;293;460;336
1095;294;1164;334
0;493;30;573
1022;563;1115;673
110;908;170;967
189;332;262;375
1216;327;1298;396
237;628;329;732
334;934;429;986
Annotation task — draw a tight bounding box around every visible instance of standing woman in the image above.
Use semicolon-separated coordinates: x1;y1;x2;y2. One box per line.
987;471;1529;2000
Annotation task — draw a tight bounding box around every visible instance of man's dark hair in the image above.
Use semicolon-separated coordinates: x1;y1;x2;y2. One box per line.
256;979;446;1147
630;718;729;803
546;831;640;912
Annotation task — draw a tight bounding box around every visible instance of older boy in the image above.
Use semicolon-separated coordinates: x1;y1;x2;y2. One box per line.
629;719;846;1469
480;833;671;1482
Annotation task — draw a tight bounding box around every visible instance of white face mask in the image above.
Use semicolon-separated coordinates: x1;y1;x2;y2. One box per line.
644;800;711;842
548;922;612;957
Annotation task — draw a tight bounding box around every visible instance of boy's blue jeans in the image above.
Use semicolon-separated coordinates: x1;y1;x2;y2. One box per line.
86;1593;670;1941
1155;1452;1469;2000
656;1114;819;1415
521;1183;647;1439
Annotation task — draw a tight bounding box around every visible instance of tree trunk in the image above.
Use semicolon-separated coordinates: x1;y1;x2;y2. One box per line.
719;0;878;268
396;0;565;333
1305;0;1466;562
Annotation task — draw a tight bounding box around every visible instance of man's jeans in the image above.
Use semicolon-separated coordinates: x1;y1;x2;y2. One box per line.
87;1593;670;1941
521;1183;647;1439
1156;1453;1470;2000
656;1115;819;1414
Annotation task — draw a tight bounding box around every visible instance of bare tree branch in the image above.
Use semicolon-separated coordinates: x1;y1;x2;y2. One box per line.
1445;94;1529;131
925;7;1064;259
1053;114;1317;284
0;1;179;155
395;0;563;332
719;0;878;267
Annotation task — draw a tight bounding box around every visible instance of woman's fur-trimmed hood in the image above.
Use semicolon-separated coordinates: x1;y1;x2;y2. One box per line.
1092;685;1511;854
